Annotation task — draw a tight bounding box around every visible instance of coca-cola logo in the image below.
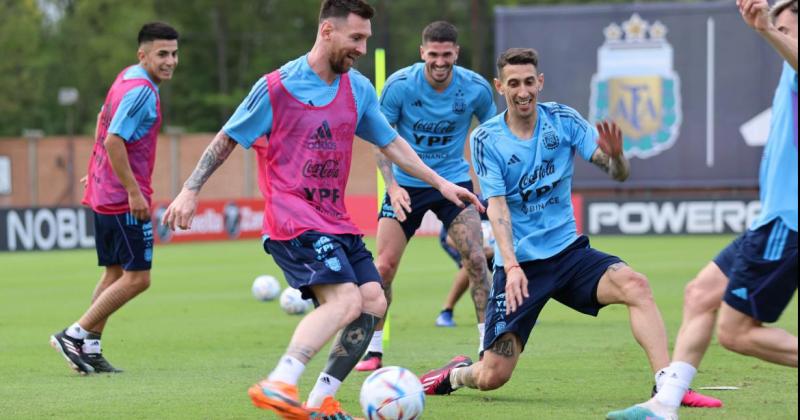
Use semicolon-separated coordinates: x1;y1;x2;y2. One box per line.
519;159;556;190
303;159;340;179
412;120;456;134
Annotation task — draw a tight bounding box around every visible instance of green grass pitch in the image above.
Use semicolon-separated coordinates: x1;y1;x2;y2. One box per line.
0;235;796;419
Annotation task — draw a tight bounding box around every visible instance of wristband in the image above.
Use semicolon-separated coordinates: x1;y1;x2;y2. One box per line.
504;264;521;274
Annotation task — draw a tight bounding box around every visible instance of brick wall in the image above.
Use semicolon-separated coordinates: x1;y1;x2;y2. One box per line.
0;134;379;208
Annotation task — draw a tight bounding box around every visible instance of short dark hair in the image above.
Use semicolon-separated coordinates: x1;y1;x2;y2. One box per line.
422;21;458;44
496;48;539;76
770;0;798;23
319;0;375;22
138;22;179;45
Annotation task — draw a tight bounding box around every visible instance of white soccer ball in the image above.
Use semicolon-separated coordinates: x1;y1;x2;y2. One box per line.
251;275;281;301
279;287;312;315
360;366;425;420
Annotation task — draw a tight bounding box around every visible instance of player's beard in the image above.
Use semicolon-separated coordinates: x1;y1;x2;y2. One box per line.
330;50;358;74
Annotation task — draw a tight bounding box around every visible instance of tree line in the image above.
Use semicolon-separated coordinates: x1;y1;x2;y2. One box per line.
0;0;707;137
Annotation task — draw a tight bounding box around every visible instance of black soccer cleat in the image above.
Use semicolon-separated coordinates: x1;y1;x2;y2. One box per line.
49;330;93;375
82;353;123;373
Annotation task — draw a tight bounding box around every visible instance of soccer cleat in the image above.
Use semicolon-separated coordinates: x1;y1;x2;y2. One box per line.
420;355;472;395
82;353;123;373
307;396;363;420
435;310;456;327
355;352;382;372
650;385;722;408
606;405;671;420
49;330;93;375
248;379;309;420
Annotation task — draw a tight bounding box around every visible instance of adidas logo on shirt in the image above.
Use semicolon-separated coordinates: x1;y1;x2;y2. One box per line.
310;120;333;141
507;154;522;165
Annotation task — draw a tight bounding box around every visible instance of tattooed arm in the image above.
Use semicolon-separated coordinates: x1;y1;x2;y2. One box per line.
590;148;630;182
374;146;412;222
487;196;528;314
591;120;630;182
163;130;238;230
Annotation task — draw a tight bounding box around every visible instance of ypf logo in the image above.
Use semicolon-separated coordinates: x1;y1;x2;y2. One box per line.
589;14;682;159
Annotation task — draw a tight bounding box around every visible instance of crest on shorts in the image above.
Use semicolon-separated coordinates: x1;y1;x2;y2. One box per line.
325;257;342;272
589;14;682;159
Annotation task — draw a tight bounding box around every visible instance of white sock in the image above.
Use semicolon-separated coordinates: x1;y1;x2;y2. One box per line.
82;339;102;354
366;331;383;354
655;361;697;408
477;323;485;352
654;367;667;391
65;323;89;340
306;373;342;408
267;355;306;386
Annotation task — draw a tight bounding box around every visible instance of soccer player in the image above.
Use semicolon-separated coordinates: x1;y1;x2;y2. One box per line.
355;21;496;371
162;2;482;419
435;202;495;328
608;1;797;418
419;47;718;408
49;22;179;375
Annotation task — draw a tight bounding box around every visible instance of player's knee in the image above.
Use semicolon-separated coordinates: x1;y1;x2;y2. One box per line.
683;278;720;315
618;269;653;305
360;284;387;316
463;248;488;275
477;368;511;391
124;271;151;293
716;319;749;354
375;259;399;286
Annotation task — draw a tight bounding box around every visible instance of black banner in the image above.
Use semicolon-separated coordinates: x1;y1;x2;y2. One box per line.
0;207;95;252
584;196;760;235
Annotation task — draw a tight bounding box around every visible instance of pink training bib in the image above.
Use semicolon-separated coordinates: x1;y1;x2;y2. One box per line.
82;67;161;214
255;70;360;240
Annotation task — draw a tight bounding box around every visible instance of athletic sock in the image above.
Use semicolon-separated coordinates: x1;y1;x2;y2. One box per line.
83;339;102;354
655;361;697;408
307;373;342;408
65;323;89;340
268;355;306;386
450;366;467;389
477;323;485;352
654;367;667;391
366;331;383;355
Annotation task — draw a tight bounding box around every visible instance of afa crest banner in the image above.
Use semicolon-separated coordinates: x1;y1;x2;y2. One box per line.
495;0;781;189
589;14;682;159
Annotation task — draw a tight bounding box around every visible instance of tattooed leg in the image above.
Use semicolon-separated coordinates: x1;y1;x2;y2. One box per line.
448;206;490;323
451;333;522;391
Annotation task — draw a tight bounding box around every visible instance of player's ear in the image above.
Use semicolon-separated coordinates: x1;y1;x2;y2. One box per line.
493;77;504;95
137;45;147;62
419;45;425;60
320;19;335;40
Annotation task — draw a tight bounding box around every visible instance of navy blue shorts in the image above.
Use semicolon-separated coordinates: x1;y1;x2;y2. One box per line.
93;211;154;271
379;181;474;240
718;219;798;323
264;231;381;301
484;236;622;352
